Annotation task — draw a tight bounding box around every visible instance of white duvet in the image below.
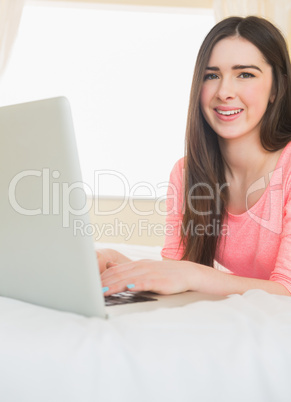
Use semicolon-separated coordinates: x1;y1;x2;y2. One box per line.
1;243;291;402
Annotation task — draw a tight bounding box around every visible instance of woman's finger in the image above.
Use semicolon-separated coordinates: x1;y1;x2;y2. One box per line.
102;264;148;290
106;261;118;269
101;259;153;280
102;275;155;296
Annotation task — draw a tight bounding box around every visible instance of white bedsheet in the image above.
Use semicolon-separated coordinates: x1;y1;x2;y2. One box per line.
1;244;291;402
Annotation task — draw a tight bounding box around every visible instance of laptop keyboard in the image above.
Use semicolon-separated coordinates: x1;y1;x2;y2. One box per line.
105;291;157;307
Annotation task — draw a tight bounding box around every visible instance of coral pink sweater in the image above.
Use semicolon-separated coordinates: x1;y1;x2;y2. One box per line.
161;142;291;293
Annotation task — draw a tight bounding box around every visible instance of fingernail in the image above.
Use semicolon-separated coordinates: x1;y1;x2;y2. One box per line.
127;284;135;289
102;287;109;293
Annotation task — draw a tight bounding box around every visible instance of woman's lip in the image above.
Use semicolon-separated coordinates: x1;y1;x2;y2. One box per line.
215;106;243;111
214;108;243;121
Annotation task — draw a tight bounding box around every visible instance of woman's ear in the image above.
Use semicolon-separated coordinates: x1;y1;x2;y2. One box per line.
269;73;280;104
269;93;276;103
270;74;288;104
269;81;276;103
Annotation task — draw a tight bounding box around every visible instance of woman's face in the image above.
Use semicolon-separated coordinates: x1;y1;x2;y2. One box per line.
200;36;275;143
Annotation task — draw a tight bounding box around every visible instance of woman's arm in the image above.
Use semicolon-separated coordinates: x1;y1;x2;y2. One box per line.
192;261;291;296
101;258;291;296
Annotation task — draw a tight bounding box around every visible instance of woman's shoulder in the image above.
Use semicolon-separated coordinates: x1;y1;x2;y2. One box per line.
276;141;291;178
173;156;185;168
170;157;185;174
278;141;291;165
274;142;291;198
168;157;185;184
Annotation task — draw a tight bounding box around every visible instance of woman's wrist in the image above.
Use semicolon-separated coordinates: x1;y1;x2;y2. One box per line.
181;260;202;292
183;261;224;294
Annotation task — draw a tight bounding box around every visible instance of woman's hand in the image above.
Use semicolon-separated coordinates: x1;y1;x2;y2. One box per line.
96;248;132;273
101;259;197;296
100;254;291;297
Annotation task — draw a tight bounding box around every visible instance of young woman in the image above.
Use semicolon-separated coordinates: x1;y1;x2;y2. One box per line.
99;16;291;297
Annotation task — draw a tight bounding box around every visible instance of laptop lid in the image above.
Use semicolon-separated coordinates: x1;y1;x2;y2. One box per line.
0;97;106;318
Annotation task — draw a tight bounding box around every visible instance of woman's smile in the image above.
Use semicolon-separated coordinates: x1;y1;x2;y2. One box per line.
214;107;244;121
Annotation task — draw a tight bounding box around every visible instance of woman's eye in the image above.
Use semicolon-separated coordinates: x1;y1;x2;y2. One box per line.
238;72;255;78
204;73;219;81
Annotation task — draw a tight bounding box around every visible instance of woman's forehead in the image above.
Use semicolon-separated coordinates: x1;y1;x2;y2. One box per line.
207;36;267;67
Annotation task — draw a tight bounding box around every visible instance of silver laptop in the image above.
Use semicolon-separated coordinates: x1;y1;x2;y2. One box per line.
0;97;223;318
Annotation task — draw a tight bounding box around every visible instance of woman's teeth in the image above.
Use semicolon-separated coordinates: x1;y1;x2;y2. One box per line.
216;109;243;116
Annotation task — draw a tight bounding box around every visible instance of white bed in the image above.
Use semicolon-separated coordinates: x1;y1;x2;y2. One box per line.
1;243;291;402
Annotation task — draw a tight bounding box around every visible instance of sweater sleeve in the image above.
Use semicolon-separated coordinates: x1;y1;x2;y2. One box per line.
161;158;185;260
269;181;291;293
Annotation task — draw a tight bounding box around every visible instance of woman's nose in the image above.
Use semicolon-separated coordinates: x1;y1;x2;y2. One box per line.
216;78;235;101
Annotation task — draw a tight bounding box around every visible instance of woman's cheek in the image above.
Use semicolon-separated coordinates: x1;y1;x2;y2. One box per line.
242;82;272;113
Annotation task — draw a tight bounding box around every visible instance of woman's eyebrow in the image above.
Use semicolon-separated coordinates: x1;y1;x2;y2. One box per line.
205;66;219;71
205;65;263;72
232;64;262;72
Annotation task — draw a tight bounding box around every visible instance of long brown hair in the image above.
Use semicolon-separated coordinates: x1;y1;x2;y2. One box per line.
181;16;291;266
